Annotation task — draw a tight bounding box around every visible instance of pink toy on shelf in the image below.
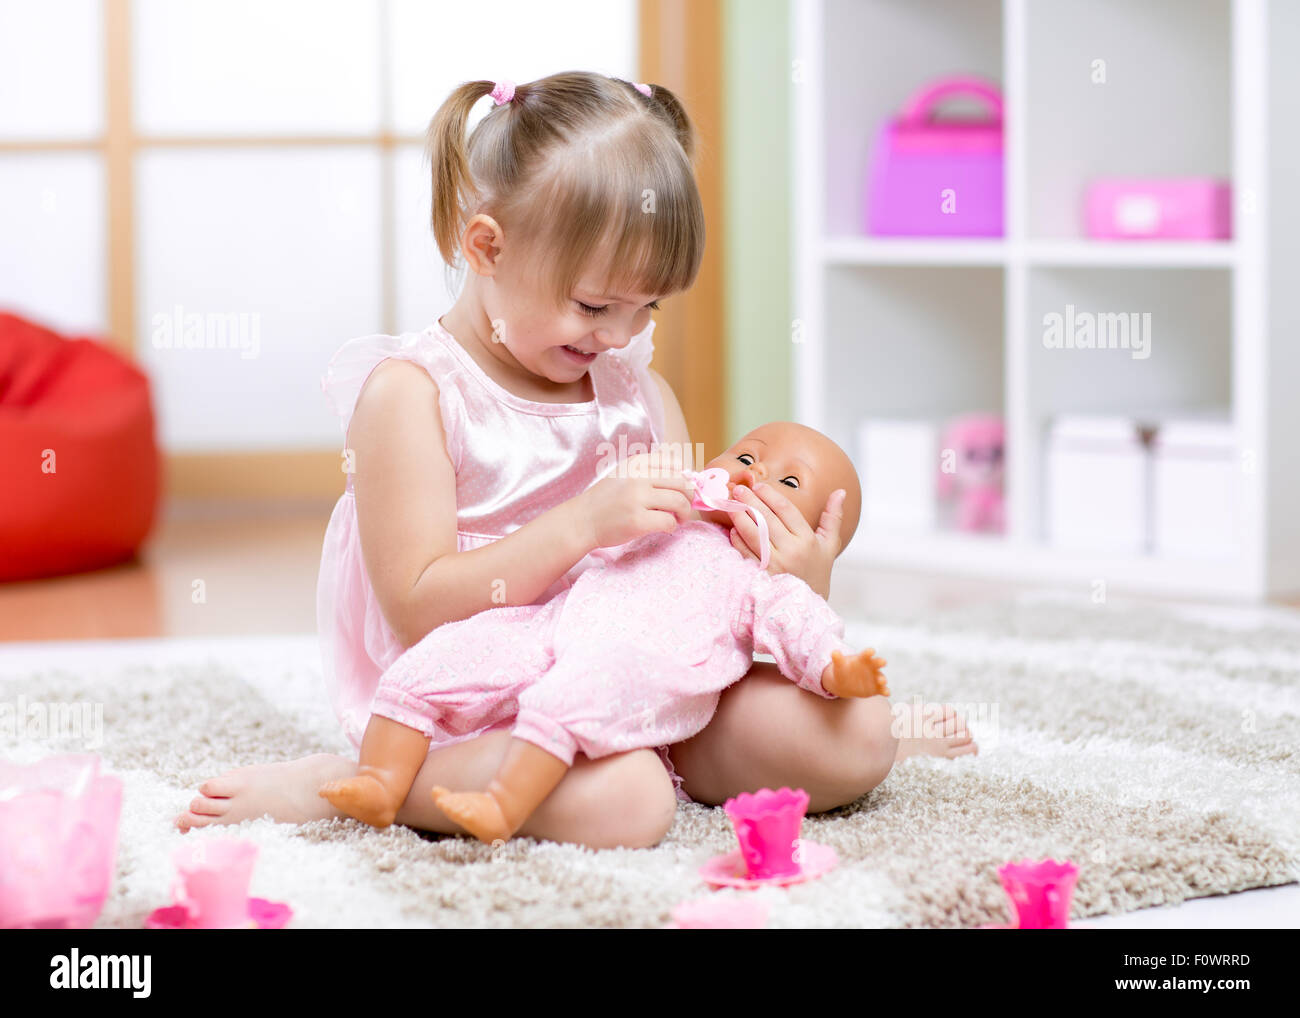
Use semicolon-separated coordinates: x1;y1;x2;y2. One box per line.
684;466;771;569
146;839;292;930
672;896;769;929
1085;178;1231;240
986;858;1079;929
700;786;838;889
867;75;1005;237
937;414;1005;533
0;753;123;929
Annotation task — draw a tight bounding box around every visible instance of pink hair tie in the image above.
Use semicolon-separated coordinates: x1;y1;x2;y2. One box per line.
634;82;652;97
490;79;515;105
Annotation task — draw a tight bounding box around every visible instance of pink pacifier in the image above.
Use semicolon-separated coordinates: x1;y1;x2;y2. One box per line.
146;838;292;930
684;467;771;569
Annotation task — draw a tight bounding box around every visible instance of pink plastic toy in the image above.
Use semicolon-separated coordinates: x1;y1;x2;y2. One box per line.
937;414;1005;533
684;466;771;568
727;787;808;878
992;858;1078;929
1085;178;1231;240
699;786;838;889
867;76;1004;237
146;839;292;930
672;896;769;929
0;753;123;928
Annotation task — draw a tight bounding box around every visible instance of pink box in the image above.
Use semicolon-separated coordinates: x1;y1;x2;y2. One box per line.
1085;178;1232;240
866;76;1004;237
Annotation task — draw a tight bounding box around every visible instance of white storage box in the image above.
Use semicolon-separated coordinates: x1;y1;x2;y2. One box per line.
856;418;937;533
1152;418;1239;559
1045;416;1150;553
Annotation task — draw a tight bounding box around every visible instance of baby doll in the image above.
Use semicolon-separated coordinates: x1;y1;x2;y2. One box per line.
319;421;886;843
937;414;1005;533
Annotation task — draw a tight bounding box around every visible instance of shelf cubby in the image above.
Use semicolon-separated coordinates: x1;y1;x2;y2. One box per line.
793;0;1299;597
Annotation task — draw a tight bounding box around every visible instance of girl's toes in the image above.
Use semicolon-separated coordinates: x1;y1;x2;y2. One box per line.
199;773;241;798
188;794;229;817
176;810;212;832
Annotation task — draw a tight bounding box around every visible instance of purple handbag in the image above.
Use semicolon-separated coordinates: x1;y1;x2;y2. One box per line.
866;76;1004;237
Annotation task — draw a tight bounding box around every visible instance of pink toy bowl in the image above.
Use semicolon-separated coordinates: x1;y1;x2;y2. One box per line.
989;858;1079;929
0;754;123;928
699;841;838;890
672;896;769;929
146;838;290;930
867;76;1004;237
146;897;292;931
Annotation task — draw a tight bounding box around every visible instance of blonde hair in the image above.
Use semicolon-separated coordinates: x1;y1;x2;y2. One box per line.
426;71;705;308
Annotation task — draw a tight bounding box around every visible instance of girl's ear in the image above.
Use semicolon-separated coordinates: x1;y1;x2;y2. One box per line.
461;213;505;276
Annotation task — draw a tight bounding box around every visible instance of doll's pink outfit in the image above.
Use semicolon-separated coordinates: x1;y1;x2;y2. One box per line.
371;520;849;765
317;316;668;751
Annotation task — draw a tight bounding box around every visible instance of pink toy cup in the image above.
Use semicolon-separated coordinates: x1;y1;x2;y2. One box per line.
0;754;123;929
723;787;809;880
171;839;258;929
997;858;1078;929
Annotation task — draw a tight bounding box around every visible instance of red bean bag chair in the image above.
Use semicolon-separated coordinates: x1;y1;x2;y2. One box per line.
0;311;160;582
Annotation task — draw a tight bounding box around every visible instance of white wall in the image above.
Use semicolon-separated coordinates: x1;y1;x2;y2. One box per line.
0;0;637;452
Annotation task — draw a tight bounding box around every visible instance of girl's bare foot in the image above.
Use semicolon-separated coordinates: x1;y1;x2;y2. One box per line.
175;754;352;832
431;787;513;844
891;701;979;762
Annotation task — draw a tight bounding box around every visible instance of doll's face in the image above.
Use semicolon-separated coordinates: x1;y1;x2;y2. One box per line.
698;422;862;549
955;432;1004;488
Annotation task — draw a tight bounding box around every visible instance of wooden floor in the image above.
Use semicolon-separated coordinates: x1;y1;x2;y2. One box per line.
1;498;1297;642
0;500;333;641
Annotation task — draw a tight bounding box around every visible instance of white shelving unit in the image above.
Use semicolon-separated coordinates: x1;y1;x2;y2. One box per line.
792;0;1300;598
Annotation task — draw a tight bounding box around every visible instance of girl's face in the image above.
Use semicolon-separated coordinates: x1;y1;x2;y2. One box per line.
485;241;662;386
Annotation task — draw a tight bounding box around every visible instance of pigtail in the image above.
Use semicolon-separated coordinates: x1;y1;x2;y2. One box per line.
643;84;697;162
426;80;497;265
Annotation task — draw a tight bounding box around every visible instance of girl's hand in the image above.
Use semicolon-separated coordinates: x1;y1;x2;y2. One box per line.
576;450;696;551
728;483;846;599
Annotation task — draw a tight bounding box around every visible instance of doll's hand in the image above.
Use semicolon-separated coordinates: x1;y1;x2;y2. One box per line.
728;483;846;599
824;649;890;698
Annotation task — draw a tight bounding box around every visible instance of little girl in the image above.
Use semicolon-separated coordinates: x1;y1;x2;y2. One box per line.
176;72;975;847
320;421;890;842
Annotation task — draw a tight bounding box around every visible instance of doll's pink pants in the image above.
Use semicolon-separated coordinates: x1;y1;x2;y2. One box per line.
369;520;850;767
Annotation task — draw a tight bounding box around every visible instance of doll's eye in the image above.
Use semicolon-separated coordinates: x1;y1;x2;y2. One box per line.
736;453;754;466
780;476;799;489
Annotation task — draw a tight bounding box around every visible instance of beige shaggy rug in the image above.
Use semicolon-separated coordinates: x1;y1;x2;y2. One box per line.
1;592;1297;928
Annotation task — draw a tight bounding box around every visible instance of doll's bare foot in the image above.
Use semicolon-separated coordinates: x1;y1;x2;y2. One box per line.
176;754;351;831
431;786;513;844
319;769;408;828
823;648;890;698
892;702;979;762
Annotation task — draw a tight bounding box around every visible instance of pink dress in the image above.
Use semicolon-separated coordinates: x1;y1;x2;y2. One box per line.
371;520;846;766
316;316;668;751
